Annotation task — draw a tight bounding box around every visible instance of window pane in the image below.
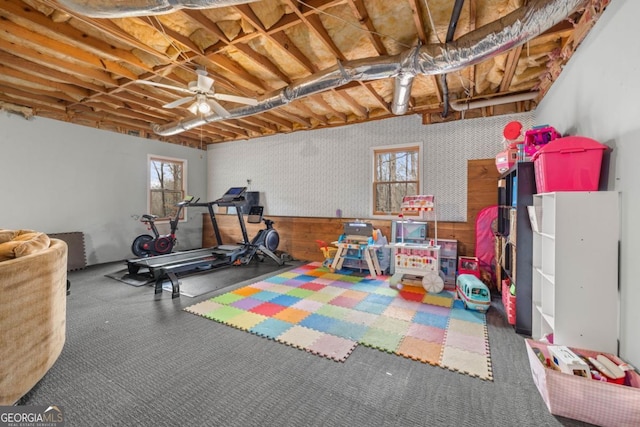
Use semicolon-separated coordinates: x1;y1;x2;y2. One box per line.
373;146;419;215
150;189;183;218
375;183;391;213
149;158;185;219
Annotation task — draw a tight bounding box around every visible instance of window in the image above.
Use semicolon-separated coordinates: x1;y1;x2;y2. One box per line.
148;155;186;221
373;144;420;215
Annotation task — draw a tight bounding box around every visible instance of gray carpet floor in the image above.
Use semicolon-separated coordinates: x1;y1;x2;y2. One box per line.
18;261;593;426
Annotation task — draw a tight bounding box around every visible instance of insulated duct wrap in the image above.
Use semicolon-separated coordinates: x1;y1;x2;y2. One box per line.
149;0;588;136
57;0;258;18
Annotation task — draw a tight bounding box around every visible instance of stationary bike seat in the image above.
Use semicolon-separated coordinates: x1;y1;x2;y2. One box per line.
141;214;158;221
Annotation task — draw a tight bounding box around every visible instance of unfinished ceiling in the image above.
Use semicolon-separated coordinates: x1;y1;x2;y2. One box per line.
0;0;610;148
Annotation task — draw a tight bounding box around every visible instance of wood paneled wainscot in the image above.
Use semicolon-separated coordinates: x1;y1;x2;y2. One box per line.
203;160;499;285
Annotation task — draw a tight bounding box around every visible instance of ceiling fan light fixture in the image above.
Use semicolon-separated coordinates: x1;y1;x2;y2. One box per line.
198;101;211;114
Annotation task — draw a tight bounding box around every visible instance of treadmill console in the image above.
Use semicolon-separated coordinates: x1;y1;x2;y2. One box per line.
216;187;247;206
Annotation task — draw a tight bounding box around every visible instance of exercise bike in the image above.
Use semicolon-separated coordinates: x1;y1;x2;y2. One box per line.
237;206;284;266
131;196;196;257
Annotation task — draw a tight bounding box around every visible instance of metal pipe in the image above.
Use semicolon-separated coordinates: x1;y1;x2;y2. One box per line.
448;91;539;112
152;0;588;136
441;0;467;118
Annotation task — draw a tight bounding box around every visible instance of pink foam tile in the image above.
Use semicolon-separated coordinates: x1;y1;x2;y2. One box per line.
328;295;361;309
444;329;489;356
307;334;358;362
406;322;446;343
248;281;275;290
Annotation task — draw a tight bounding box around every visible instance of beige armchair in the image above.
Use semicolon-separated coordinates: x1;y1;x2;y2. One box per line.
0;230;68;405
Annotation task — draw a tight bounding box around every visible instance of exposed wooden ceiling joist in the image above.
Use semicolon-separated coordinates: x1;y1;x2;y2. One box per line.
0;0;609;149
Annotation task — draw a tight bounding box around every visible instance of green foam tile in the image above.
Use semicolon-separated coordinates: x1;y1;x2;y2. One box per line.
315;304;353;320
286;288;316;299
211;293;245;305
205;305;246;322
359;327;403;353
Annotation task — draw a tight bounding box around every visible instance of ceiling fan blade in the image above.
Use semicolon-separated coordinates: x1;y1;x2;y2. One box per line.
197;74;214;92
207;99;230;117
163;96;194;109
212;93;259;106
135;80;194;95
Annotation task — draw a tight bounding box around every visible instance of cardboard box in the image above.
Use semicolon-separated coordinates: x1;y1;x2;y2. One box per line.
525;339;640;426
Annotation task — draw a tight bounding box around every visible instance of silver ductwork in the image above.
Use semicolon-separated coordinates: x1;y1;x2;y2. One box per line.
57;0;258;18
152;0;588;137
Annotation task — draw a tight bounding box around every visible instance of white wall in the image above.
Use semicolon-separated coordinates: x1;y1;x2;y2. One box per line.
0;113;207;265
208;112;533;221
535;0;639;366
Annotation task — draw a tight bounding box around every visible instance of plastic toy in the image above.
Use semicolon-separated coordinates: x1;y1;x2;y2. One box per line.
548;346;591;378
523;125;560;157
330;222;382;277
456;273;490;312
458;256;480;278
315;240;337;268
496;121;523;172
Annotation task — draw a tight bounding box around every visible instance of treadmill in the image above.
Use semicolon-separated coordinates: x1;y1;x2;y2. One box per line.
126;187;251;298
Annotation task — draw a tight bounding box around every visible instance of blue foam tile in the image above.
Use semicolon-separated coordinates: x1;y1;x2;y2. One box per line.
361;278;388;286
270;294;302;307
298;313;337;333
249;318;293;339
412;311;449;329
327;320;369;341
450;307;486;324
350;283;381;293
292;274;320;283
265;275;293;284
250;290;282;302
452;299;466;309
354;300;388;315
363;293;394;306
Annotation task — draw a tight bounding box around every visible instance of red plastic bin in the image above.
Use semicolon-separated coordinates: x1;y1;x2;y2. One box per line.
532;136;607;193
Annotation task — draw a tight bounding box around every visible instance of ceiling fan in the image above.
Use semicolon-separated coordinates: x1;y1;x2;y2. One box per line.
135;68;258;117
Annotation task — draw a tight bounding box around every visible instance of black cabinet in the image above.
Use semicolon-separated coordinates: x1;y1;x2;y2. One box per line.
496;162;536;336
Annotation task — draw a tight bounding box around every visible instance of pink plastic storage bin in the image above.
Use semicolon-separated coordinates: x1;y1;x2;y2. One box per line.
502;286;516;325
532;136;607;193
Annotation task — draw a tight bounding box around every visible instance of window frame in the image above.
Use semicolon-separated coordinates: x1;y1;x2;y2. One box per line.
147;154;188;223
371;142;422;218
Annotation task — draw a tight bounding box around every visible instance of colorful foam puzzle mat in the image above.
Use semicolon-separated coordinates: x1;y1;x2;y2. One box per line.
185;262;493;380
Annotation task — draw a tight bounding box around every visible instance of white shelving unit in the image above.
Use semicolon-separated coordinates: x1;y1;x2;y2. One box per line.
531;191;619;354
